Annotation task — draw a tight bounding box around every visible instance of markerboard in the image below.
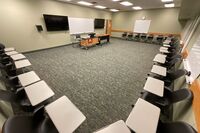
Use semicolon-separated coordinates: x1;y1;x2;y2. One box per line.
68;17;94;34
188;34;200;82
133;20;151;33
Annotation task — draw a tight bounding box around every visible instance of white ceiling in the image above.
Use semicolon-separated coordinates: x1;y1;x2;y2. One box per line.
56;0;182;12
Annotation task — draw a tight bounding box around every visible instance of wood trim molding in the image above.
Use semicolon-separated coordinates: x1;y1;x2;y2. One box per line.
190;79;200;133
111;29;181;37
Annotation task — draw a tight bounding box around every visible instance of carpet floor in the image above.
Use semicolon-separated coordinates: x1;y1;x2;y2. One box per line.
24;38;160;133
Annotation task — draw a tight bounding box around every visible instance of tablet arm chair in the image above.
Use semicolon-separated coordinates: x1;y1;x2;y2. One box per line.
157;121;197;133
164;69;190;87
127;33;133;40
2;107;59;133
164;58;181;70
156;88;193;107
141;88;193;109
122;32;127;39
0;43;5;54
166;54;182;62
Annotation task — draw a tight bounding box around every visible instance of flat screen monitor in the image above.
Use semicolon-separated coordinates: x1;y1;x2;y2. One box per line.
43;14;69;31
94;19;105;29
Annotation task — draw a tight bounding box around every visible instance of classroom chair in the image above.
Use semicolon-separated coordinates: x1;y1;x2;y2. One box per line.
159;69;189;87
162;58;181;70
122;32;127;39
127;33;133;40
2;96;86;133
140;34;147;42
157;121;197;133
2;107;58;133
149;69;190;87
0;43;5;50
133;33;140;41
166;54;182;62
141;88;193;119
156;35;164;45
146;34;154;43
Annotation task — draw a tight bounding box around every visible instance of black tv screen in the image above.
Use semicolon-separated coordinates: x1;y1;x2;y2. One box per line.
95;19;105;29
43;14;69;31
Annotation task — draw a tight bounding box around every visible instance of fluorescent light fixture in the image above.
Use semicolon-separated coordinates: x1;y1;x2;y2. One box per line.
120;1;133;6
112;0;120;1
95;5;107;9
77;1;93;6
132;6;142;10
161;0;173;2
110;9;119;12
164;3;175;7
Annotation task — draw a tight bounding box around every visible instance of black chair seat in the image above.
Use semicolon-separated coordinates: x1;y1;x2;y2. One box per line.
158;121;197;133
2;115;58;133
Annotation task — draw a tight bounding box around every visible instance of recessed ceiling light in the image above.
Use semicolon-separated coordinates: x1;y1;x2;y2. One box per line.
161;0;173;2
95;5;107;9
164;3;175;7
110;9;119;12
132;6;142;10
77;1;93;6
112;0;120;1
120;1;133;6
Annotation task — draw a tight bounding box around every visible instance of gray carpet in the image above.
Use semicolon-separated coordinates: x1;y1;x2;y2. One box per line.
24;38;160;133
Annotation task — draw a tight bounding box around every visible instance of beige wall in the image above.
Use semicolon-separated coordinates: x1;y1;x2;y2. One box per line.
111;8;183;37
0;0;112;52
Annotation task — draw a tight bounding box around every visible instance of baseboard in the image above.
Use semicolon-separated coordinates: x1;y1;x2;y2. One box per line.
22;43;74;54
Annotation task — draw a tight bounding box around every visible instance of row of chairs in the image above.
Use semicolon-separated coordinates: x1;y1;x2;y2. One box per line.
0;43;86;133
93;38;197;133
122;32;171;44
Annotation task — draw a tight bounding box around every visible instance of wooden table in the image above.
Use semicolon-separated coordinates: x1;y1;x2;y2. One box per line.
17;71;40;87
10;54;26;61
80;37;99;48
151;65;167;77
153;54;167;64
14;59;31;69
96;34;110;44
144;77;164;97
126;98;160;133
45;96;86;133
94;120;131;133
24;80;55;106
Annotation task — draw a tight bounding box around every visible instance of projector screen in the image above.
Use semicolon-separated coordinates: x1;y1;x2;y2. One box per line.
133;20;151;33
68;17;94;34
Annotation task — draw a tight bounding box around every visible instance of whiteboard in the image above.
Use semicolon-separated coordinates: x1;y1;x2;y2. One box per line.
68;17;94;34
187;34;200;82
133;20;151;33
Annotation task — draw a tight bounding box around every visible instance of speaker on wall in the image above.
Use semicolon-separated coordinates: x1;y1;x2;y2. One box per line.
36;25;43;32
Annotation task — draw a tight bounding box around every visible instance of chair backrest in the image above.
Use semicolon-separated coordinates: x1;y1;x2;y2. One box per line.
169;88;193;104
166;54;182;62
168;69;187;80
0;43;5;51
157;121;197;133
166;58;181;69
75;34;81;39
38;117;58;133
122;32;127;37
